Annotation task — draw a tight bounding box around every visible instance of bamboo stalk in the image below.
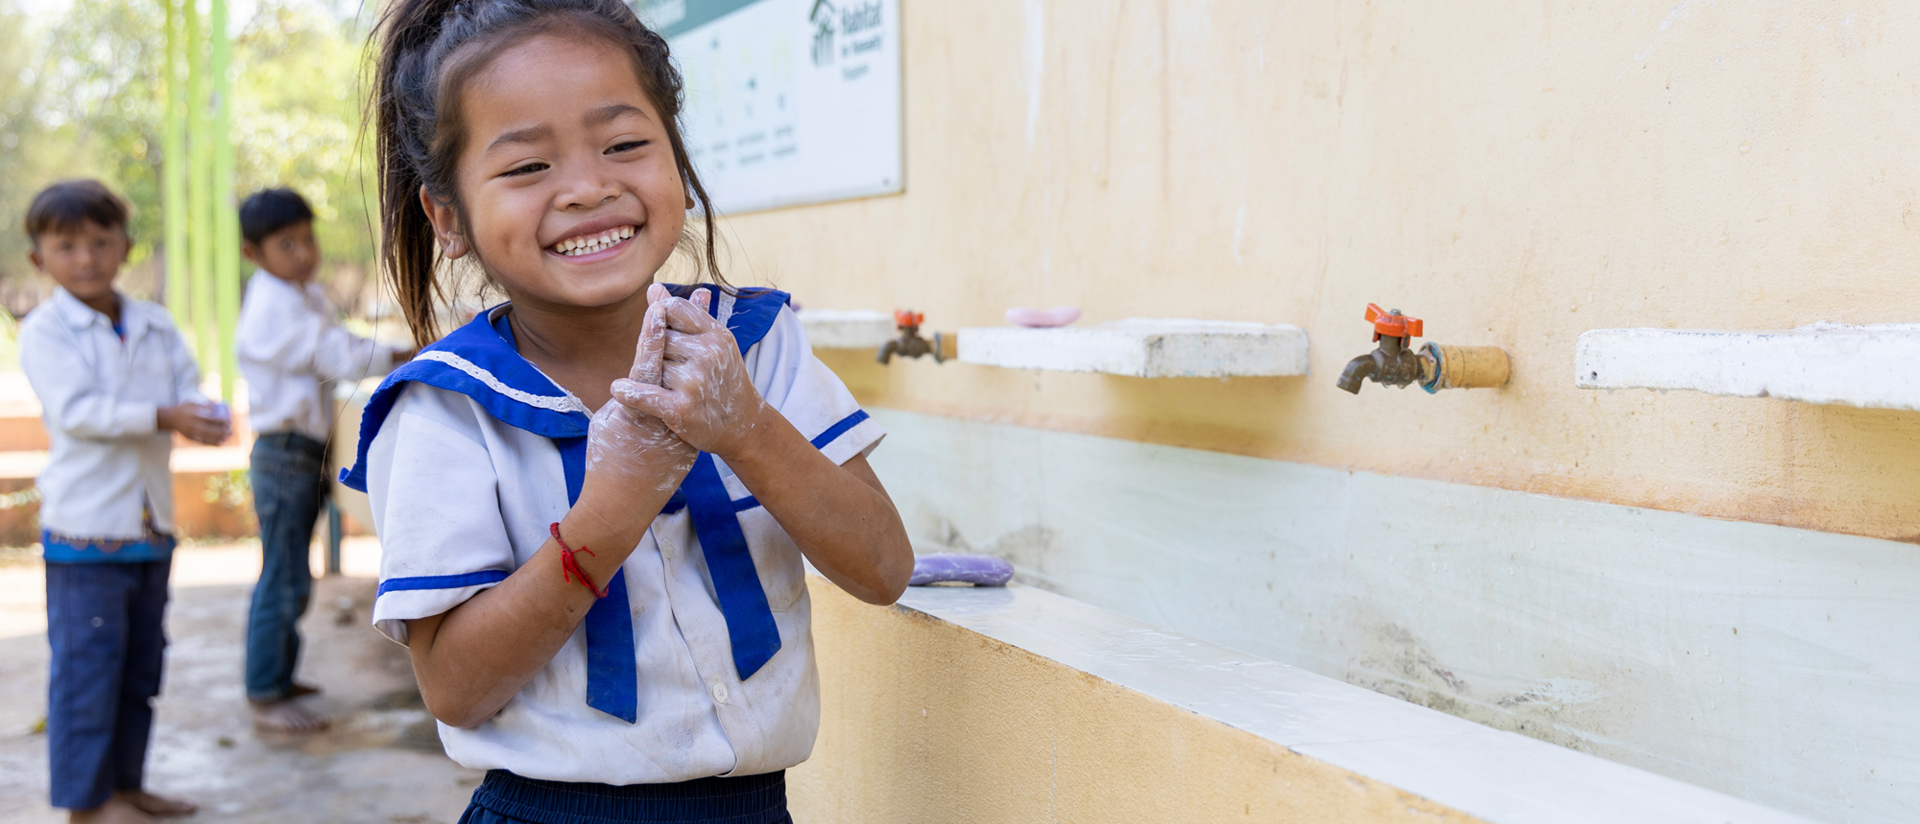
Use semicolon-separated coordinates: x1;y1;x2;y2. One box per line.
162;0;189;330
210;0;239;403
187;0;215;381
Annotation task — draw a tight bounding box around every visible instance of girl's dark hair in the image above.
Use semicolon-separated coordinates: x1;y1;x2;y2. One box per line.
372;0;727;347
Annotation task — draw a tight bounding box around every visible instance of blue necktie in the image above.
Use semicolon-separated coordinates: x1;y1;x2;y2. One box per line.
677;453;783;679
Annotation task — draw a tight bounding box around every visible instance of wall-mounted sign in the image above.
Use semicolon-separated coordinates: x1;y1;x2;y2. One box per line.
641;0;903;214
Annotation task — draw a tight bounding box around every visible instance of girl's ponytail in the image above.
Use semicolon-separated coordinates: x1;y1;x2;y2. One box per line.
372;0;465;349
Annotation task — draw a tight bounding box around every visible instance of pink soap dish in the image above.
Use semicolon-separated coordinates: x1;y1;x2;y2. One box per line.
1005;306;1081;328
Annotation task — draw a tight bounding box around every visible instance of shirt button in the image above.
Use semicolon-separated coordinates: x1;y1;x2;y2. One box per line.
90;617;104;628
710;679;729;704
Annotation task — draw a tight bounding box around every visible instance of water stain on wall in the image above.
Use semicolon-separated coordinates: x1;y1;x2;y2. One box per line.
1345;614;1621;756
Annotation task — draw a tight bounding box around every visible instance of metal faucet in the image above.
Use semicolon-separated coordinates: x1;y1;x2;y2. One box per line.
1335;303;1512;394
1337;305;1427;393
877;310;952;364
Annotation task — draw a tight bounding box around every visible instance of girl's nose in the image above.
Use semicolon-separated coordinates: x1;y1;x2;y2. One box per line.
561;177;621;211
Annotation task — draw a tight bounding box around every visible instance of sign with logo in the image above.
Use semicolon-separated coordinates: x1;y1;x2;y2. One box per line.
640;0;902;214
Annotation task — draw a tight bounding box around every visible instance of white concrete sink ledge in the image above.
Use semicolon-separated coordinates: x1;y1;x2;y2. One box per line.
795;308;897;350
898;583;1813;824
1575;324;1920;411
957;319;1309;378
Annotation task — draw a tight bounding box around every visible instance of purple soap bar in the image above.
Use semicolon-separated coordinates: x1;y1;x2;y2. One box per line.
910;553;1014;587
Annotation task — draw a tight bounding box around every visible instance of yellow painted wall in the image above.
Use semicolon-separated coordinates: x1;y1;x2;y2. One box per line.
719;1;1920;541
788;577;1484;823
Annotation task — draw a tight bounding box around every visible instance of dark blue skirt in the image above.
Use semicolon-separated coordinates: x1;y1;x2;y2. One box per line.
457;769;791;824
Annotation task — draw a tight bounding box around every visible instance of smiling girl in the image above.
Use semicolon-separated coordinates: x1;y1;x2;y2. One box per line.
342;0;915;821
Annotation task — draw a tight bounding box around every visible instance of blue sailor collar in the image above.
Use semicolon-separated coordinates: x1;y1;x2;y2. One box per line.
341;283;791;492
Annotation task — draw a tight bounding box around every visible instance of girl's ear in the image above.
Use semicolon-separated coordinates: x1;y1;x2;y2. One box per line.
419;185;470;260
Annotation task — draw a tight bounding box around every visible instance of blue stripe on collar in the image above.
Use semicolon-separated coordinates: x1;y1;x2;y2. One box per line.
340;286;792;493
340;306;585;491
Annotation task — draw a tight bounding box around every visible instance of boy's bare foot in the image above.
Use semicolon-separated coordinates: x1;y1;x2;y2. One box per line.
113;791;195;817
251;699;329;733
68;795;158;823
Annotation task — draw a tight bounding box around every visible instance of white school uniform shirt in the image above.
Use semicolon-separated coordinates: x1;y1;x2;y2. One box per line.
357;295;884;784
236;271;403;440
18;288;207;539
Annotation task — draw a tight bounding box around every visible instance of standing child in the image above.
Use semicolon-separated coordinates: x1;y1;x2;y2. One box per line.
234;188;413;733
19;179;227;823
343;0;915;820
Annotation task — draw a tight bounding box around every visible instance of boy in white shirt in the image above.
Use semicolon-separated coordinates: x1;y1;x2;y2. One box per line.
19;179;226;823
234;189;412;733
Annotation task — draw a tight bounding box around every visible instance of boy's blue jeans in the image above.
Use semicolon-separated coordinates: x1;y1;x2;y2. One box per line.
45;559;170;810
245;432;327;702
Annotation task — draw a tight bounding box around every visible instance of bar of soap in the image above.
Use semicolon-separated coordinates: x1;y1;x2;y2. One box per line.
1005;306;1082;328
910;553;1014;587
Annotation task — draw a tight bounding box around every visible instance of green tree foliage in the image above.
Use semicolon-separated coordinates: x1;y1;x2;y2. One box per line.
0;0;53;286
0;0;378;306
233;0;379;276
38;0;170;264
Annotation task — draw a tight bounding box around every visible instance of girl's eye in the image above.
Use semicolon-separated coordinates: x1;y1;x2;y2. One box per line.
607;140;649;154
504;162;549;177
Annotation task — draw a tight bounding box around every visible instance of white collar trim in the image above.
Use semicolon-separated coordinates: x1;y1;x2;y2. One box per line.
414;350;591;415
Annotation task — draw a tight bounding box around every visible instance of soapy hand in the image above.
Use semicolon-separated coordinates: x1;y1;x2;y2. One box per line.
158;401;230;445
583;397;695;494
610;287;771;461
582;284;697;499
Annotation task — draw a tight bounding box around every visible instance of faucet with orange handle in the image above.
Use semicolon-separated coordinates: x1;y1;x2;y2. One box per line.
876;309;955;365
1335;304;1510;394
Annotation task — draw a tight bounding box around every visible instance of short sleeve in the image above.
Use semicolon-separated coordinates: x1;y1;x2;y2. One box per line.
745;305;885;465
365;383;516;644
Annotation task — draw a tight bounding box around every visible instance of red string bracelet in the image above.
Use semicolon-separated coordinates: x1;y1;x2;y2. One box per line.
550;522;607;598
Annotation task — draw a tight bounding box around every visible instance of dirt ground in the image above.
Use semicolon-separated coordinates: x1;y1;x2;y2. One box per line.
0;538;482;823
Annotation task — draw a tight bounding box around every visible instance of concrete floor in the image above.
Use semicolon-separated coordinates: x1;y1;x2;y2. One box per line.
0;539;482;823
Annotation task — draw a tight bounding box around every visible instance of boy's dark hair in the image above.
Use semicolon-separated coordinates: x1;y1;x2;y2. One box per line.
24;180;130;246
239;188;316;245
372;0;730;348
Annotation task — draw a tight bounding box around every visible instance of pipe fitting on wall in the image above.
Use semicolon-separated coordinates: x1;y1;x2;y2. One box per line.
1336;304;1510;394
1419;342;1511;392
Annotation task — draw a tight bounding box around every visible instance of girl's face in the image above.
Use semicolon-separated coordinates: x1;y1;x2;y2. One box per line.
429;32;689;313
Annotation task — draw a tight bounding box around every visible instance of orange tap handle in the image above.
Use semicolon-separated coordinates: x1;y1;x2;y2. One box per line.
893;309;925;329
1365;303;1422;339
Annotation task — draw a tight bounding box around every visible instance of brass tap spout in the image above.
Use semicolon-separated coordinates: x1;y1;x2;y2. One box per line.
1336;305;1428;393
1336;354;1376;394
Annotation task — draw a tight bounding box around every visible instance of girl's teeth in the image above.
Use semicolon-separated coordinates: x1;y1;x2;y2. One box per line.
556;226;634;256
